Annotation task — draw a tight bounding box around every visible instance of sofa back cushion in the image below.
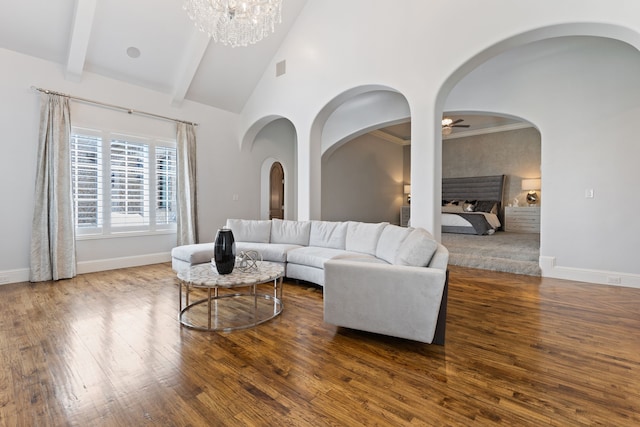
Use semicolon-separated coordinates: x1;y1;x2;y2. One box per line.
395;227;439;267
270;219;311;246
428;244;449;270
375;225;413;264
309;221;348;249
345;222;388;256
225;219;272;243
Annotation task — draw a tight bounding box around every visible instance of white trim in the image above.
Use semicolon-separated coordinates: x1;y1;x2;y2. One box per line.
77;252;171;275
0;268;30;286
540;256;640;289
76;229;176;241
0;253;172;286
370;129;410;145
444;122;533;140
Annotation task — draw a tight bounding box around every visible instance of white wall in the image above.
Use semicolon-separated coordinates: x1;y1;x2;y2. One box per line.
250;119;297;220
322;134;404;224
445;36;640;285
0;48;254;283
239;0;640;286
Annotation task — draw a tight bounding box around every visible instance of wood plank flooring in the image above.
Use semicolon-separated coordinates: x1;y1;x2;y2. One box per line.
0;263;638;426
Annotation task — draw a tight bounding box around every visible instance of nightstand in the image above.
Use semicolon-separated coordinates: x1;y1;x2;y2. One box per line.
505;206;540;233
400;206;410;227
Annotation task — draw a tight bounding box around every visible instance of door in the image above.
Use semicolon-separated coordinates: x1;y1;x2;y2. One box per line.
269;162;284;219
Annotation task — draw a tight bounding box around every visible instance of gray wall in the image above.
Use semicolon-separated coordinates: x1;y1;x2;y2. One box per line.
442;127;541;205
322;134;404;224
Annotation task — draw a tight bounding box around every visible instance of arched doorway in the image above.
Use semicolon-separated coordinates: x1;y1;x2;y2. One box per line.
269;162;285;219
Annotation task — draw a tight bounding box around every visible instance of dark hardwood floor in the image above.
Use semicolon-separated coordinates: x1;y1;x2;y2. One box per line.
0;263;638;426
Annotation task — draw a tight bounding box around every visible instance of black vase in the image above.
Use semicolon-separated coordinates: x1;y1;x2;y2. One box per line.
213;228;236;274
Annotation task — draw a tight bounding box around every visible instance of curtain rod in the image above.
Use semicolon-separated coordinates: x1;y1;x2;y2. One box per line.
30;86;198;127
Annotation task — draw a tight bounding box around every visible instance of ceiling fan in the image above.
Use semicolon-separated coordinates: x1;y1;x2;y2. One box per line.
442;118;470;135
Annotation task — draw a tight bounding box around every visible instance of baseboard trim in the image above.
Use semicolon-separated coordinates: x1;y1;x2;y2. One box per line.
0;268;30;286
0;253;171;286
77;252;172;274
540;256;640;289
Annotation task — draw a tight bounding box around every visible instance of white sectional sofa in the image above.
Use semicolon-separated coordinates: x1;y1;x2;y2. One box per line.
171;218;449;344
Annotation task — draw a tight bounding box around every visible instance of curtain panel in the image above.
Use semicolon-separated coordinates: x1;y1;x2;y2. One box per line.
29;93;77;282
176;123;199;246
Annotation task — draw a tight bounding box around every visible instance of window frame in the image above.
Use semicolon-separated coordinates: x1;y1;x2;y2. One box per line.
71;126;177;240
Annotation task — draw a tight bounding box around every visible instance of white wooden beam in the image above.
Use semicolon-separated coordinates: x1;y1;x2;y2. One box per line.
66;0;98;81
370;130;411;146
171;30;210;107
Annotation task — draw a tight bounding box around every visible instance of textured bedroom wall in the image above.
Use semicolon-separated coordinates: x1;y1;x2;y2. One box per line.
401;127;541;206
442;127;541;205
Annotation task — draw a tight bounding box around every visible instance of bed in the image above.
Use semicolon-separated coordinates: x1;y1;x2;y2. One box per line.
441;175;506;235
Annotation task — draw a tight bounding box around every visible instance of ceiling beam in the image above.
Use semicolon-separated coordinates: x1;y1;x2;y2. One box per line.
443;122;533;140
370;130;411;146
171;30;210;107
66;0;97;81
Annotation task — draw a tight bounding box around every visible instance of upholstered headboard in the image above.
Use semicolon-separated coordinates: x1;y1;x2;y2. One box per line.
442;175;506;225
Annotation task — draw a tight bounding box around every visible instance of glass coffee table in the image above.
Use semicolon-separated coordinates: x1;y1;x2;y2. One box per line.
177;261;284;331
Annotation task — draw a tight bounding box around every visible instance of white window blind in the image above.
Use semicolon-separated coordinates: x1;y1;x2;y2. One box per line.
71;133;103;232
156;146;177;225
110;139;150;227
70;128;176;237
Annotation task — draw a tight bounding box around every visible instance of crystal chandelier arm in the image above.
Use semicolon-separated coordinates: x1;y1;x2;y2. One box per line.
182;0;283;47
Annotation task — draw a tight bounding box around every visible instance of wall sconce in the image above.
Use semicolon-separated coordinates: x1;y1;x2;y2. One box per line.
404;184;411;204
521;178;541;206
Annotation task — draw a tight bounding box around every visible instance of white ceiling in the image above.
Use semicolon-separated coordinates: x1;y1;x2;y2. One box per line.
0;1;535;133
0;0;309;113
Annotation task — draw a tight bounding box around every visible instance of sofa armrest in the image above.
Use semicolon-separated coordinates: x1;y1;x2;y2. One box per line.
323;260;448;344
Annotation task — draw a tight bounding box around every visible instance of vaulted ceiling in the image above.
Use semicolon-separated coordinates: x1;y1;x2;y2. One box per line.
0;0;309;113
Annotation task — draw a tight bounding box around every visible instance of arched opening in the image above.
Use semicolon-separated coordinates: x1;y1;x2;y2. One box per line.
435;30;640;281
245;119;296;220
312;87;411;223
269;162;285;219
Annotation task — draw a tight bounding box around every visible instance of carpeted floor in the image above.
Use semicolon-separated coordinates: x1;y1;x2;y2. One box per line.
441;231;541;276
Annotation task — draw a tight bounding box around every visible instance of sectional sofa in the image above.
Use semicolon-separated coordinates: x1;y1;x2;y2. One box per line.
171;218;449;344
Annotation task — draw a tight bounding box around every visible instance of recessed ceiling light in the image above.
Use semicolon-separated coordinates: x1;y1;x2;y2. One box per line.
126;46;141;59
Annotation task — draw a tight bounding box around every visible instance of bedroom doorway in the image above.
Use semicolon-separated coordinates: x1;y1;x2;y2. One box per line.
269;162;285;219
438;113;541;275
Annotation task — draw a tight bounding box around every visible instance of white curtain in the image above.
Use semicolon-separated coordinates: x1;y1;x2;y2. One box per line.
176;123;199;246
30;93;76;282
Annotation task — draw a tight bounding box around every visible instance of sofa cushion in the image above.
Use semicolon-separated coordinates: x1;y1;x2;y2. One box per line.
270;219;311;246
345;221;388;256
376;225;413;264
287;247;376;269
171;243;214;264
236;242;301;264
226;219;271;243
395;227;439;267
309;221;348;249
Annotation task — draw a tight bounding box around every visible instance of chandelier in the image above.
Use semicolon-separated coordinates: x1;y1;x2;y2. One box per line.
182;0;283;47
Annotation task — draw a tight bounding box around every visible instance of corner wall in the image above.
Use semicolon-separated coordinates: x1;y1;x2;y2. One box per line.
322;134;404;224
0;48;248;283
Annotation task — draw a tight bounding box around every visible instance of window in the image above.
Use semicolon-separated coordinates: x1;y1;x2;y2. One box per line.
71;128;177;237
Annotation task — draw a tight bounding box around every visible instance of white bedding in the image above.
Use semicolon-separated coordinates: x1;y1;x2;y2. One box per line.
442;212;501;229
